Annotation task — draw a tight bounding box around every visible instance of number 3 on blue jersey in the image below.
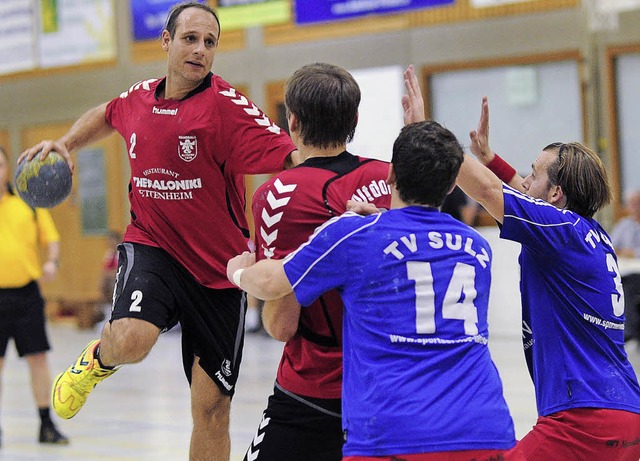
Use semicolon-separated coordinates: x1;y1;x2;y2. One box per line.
407;262;479;336
606;253;625;317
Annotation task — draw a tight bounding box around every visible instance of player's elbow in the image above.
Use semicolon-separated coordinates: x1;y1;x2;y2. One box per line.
261;297;300;342
256;263;292;301
264;320;297;342
259;276;290;301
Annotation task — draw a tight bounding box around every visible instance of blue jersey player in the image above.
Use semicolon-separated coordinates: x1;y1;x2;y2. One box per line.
227;121;524;461
457;97;640;461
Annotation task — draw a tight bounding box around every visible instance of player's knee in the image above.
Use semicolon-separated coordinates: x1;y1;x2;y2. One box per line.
193;398;230;428
191;374;230;426
100;318;159;365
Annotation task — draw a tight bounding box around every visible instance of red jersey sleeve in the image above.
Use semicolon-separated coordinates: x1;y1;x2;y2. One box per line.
105;95;121;128
214;77;296;175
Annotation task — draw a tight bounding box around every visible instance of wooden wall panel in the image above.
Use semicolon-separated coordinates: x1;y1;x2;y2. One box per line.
0;131;10;173
21;125;127;308
605;43;640;220
265;80;286;124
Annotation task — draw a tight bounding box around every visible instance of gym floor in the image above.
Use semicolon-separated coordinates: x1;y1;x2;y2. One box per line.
1;319;639;460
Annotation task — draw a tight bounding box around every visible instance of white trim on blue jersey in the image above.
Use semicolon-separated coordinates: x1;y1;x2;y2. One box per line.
284;211;382;290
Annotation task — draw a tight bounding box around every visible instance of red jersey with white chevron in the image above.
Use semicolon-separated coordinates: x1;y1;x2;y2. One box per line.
252;151;391;398
105;73;295;289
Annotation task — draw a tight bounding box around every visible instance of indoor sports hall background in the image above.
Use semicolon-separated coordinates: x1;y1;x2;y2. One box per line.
1;0;640;459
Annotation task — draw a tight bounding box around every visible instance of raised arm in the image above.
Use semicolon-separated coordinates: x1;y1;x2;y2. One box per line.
457;155;505;224
469;97;524;191
402;65;426;125
18;102;114;171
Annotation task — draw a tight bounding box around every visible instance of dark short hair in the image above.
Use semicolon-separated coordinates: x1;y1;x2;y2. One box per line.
543;142;611;218
284;63;360;149
165;2;220;40
392;121;464;207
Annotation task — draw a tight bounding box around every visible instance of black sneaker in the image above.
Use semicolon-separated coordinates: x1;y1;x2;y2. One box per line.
39;424;69;445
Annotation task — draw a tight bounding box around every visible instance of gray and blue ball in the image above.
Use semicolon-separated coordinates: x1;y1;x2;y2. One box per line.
14;152;72;208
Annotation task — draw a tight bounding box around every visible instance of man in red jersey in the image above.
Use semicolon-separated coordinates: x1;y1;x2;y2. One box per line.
242;63;421;461
18;2;297;460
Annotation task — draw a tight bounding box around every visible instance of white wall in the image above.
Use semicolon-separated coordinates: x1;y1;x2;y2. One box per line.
478;227;524;339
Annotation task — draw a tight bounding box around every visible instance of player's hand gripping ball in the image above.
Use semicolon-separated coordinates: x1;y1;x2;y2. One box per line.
14;151;72;208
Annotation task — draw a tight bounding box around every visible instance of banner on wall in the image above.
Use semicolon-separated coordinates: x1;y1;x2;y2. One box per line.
295;0;454;25
130;0;207;41
0;0;37;74
131;0;290;39
0;0;116;75
471;0;534;6
218;0;291;31
39;0;117;68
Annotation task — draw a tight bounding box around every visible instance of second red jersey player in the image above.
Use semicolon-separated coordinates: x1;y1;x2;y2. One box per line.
242;62;397;461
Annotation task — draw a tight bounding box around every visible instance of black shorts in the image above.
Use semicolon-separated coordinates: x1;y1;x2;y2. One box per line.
111;243;246;396
243;382;343;461
0;281;50;357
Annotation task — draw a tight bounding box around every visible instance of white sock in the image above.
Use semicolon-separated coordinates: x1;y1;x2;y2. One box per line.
245;308;260;330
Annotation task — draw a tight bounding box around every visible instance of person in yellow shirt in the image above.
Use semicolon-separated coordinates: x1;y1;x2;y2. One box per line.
0;147;68;446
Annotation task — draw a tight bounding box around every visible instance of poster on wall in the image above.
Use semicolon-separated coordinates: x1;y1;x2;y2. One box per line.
77;148;108;235
39;0;117;68
218;0;290;31
0;0;38;74
130;0;207;41
295;0;454;25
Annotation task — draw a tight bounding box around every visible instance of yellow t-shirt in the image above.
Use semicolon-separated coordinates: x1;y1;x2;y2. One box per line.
0;193;60;288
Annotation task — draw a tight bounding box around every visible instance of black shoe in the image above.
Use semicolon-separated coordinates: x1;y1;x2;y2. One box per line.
39;423;69;445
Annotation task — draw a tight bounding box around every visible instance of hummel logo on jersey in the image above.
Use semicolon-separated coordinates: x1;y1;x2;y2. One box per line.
152;106;178;116
219;88;282;134
261;227;278;246
178;136;197;162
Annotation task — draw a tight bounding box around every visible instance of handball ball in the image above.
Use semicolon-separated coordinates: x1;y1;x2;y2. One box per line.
14;151;72;208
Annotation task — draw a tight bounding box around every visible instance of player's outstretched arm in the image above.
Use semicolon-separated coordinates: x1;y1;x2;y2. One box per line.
469;97;525;192
402;64;426;125
457;155;505;224
227;252;293;301
18;103;114;171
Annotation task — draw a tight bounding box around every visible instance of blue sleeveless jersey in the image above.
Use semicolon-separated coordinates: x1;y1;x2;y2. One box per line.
501;185;640;417
283;207;516;456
